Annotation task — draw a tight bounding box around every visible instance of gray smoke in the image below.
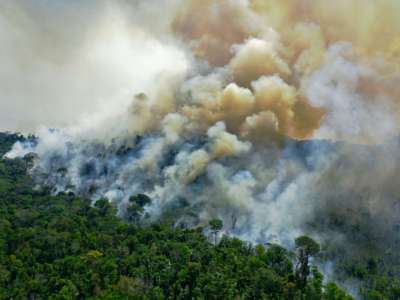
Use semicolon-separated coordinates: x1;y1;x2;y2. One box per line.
4;0;400;267
0;0;187;132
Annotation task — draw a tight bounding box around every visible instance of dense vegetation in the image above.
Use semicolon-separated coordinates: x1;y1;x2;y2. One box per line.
0;133;26;157
0;133;355;299
0;132;393;299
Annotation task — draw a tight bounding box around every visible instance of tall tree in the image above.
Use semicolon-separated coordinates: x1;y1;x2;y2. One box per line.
295;236;320;288
126;194;151;225
209;219;223;245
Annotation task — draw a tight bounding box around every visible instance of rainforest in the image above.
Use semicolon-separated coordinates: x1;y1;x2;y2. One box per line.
1;1;400;299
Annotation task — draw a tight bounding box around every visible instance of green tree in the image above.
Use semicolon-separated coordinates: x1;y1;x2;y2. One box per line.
126;194;151;225
94;199;114;216
0;132;354;300
295;236;320;288
209;219;223;245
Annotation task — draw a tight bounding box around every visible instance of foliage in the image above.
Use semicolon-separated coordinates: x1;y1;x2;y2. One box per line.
0;132;25;156
209;218;223;245
295;236;321;289
126;194;152;225
0;133;353;299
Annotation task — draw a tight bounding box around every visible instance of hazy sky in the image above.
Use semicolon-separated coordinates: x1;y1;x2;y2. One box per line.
0;0;185;133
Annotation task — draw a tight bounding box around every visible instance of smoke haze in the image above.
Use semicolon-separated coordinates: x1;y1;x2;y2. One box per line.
0;0;187;132
4;1;400;285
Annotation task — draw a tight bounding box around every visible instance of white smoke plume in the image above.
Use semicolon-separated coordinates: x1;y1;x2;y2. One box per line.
0;0;187;132
4;0;400;267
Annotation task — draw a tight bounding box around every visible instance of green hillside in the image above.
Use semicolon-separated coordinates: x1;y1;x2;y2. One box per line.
0;133;351;299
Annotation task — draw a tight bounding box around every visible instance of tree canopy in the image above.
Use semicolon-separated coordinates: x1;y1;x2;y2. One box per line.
0;133;369;299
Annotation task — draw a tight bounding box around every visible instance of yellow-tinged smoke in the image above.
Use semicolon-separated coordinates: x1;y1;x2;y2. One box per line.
3;0;399;145
4;0;400;145
173;0;262;66
7;0;400;248
169;0;400;144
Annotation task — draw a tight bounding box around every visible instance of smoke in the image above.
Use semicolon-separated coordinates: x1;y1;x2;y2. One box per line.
305;43;400;144
0;0;187;132
4;0;400;275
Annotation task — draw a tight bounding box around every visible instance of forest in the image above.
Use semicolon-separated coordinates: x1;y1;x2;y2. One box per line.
0;132;357;299
2;132;400;299
2;0;400;299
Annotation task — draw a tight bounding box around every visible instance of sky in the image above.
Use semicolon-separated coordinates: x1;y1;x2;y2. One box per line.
0;0;186;133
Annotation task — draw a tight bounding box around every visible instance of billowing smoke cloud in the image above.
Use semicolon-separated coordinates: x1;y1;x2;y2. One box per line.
0;0;187;132
4;0;400;270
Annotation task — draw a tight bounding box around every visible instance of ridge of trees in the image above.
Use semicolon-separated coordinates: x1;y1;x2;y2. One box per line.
0;133;353;299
